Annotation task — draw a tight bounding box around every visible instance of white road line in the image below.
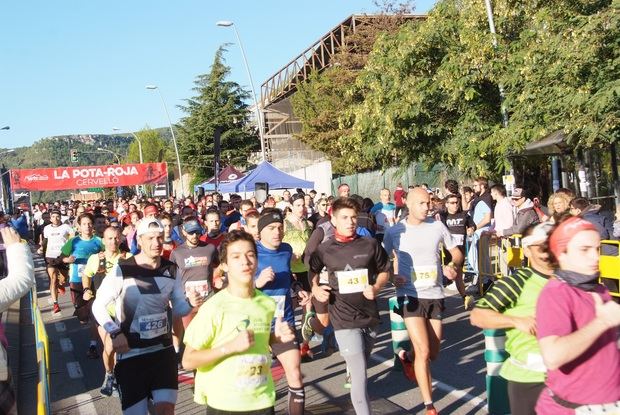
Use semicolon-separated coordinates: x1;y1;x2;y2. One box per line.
66;361;83;379
74;393;98;415
54;322;66;332
59;338;73;352
369;354;486;408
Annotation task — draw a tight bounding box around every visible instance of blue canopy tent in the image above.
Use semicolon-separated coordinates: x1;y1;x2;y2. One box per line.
218;161;314;193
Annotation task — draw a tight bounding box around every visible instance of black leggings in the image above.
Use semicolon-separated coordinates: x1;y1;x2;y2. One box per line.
507;380;545;415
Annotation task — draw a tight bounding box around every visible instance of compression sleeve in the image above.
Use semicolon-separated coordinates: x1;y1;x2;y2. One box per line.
91;263;123;334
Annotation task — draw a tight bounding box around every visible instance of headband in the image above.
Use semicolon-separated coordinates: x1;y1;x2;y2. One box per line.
258;211;283;234
548;217;597;258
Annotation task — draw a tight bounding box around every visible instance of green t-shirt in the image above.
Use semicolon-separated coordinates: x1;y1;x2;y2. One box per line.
283;218;311;273
184;288;276;410
476;267;550;383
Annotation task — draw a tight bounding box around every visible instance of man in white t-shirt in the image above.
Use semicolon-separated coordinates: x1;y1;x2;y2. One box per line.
383;188;464;415
43;210;74;313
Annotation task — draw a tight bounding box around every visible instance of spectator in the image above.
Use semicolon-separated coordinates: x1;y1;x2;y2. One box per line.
547;192;573;223
490;184;514;236
496;187;539;237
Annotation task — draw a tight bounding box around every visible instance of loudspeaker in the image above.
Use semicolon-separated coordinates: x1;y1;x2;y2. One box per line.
197;187;205;198
255;182;269;204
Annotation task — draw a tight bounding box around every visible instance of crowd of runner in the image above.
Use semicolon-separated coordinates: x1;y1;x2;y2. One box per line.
18;179;620;415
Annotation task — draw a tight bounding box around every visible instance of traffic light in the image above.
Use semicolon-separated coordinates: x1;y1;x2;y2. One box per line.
70;149;78;163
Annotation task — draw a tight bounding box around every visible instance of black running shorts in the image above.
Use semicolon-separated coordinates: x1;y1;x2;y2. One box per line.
398;296;445;320
114;347;177;410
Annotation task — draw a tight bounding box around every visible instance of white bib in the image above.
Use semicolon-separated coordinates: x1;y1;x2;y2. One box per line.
336;269;369;294
271;295;286;317
411;265;438;288
184;280;211;298
138;312;168;339
235;354;269;389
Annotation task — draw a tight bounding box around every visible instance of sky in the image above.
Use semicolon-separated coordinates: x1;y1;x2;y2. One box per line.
0;1;436;149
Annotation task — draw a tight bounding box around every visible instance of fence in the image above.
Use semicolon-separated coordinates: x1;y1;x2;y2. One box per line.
30;288;51;415
331;163;468;199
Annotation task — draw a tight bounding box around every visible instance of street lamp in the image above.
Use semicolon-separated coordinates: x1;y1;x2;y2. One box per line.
0;126;9;131
97;147;121;164
113;128;143;164
216;20;266;162
145;85;185;197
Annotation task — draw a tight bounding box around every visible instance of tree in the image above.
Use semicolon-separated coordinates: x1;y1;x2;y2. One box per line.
124;128;168;164
176;46;260;185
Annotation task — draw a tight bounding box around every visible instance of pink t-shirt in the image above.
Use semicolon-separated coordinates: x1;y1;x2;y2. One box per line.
535;279;620;414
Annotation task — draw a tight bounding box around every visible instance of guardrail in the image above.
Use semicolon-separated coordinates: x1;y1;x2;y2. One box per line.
30;288;51;415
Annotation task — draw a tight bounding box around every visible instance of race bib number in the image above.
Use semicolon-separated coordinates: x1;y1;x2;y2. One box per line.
138;312;168;339
185;280;211;298
336;269;369;294
76;264;86;277
235;354;269;389
411;265;438;288
452;234;465;246
271;295;286;317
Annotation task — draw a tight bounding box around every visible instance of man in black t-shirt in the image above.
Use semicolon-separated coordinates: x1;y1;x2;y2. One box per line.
310;197;390;415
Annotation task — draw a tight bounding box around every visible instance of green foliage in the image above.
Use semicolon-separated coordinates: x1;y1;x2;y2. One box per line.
124;128;168;164
176;46;260;185
293;0;618;178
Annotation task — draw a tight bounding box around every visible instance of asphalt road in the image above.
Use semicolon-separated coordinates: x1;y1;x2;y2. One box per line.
30;255;488;415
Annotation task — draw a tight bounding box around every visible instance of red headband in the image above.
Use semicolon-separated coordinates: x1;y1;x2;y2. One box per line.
548;217;597;258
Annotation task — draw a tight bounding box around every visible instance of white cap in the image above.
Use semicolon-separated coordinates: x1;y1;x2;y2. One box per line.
521;222;553;248
136;218;164;236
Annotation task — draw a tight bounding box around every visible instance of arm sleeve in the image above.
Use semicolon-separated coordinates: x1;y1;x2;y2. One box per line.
0;243;35;313
303;227;324;269
170;274;192;317
91;264;124;333
475;272;526;313
536;286;574;340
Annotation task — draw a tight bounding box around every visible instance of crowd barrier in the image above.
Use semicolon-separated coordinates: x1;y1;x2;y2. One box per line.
600;240;620;298
30;288;51;415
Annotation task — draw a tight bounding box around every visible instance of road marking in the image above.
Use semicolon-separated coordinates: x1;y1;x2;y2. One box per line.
66;361;83;379
369;354;486;408
74;393;98;415
55;322;66;332
59;338;73;352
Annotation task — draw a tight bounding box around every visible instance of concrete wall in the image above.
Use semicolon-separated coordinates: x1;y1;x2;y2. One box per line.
288;160;333;196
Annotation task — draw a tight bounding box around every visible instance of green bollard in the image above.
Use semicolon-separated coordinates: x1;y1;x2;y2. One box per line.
389;296;411;371
483;329;511;414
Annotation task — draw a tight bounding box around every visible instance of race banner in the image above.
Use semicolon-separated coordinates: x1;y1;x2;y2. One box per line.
10;162;168;191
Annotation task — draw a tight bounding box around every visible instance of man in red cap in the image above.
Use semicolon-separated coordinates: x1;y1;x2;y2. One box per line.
535;216;620;414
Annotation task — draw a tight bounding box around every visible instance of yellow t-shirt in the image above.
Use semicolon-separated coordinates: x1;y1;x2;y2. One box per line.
184;288;276;411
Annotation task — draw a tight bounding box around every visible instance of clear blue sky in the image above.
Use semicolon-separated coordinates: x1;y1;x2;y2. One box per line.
0;1;435;148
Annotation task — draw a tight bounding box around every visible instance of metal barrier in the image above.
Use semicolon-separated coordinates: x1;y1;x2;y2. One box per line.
30;288;51;415
475;234;524;295
600;240;620;298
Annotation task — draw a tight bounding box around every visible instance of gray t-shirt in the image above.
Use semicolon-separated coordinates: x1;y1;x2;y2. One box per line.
169;242;218;297
383;218;456;299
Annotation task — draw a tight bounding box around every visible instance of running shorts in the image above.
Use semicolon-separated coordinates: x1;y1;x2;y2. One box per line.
397;296;445;320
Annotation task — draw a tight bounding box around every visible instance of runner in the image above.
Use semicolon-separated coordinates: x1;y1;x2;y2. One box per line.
470;222;554;415
159;213;177;260
439;193;475;309
535;216;620;414
182;230;295;414
308;197;330;228
245;209;261;241
60;213;103;330
81;226;131;397
283;193;315;360
309;197;390;415
255;208;309;415
42;210;73;313
91;218;205;415
228;199;255;231
200;209;225;248
383;188;463;415
170;217;220;328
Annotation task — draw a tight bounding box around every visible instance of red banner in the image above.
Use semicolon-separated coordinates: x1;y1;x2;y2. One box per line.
10;162;168;191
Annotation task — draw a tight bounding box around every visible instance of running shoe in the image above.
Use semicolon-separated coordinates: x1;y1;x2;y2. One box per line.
100;372;115;397
463;295;474;311
396;348;416;382
300;343;313;362
52;303;61;314
301;311;315;342
425;408;438;415
87;345;99;359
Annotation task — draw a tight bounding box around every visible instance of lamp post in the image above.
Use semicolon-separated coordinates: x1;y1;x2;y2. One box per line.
216;20;266;162
113;128;143;164
97;147;121;164
145;85;185;197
